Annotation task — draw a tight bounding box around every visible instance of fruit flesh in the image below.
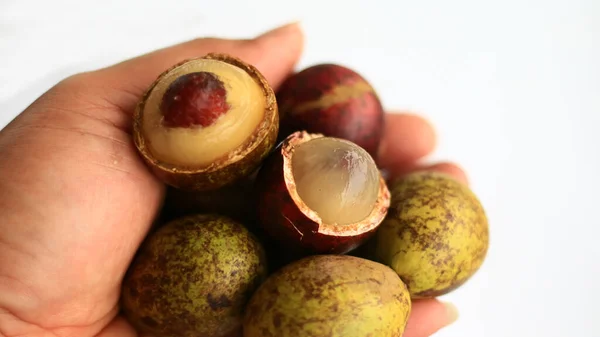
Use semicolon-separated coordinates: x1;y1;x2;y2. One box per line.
142;59;265;168
291;137;379;225
374;172;489;298
243;255;411;337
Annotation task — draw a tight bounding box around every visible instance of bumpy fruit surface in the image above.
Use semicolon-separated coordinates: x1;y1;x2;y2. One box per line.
121;214;267;337
243;255;411;337
277;64;384;157
133;53;278;191
374;171;489;298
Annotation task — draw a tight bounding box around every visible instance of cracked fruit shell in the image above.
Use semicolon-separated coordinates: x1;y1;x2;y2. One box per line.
133;53;278;191
255;131;390;255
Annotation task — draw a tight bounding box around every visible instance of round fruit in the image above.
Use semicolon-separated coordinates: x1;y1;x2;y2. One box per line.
373;171;489;298
121;214;267;337
133;53;278;191
243;255;411;337
255;131;390;255
276;63;384;157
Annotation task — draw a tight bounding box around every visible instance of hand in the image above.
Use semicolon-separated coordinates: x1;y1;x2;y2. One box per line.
0;23;465;337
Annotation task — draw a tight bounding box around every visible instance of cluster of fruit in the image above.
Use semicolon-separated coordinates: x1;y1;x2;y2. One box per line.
121;53;490;337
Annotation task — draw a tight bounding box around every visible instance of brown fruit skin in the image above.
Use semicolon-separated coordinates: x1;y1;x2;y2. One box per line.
243;255;411;337
277;64;384;158
133;53;279;191
160;171;259;225
121;214;267;337
255;131;390;255
373;171;489;298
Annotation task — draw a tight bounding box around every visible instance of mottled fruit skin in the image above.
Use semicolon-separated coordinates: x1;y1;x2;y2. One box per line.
161;71;230;128
121;214;267;337
276;64;384;157
374;171;489;298
243;255;411;337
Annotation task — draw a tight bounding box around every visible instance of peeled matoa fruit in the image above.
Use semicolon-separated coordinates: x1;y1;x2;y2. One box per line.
373;171;489;298
255;131;390;255
243;255;411;337
121;214;267;337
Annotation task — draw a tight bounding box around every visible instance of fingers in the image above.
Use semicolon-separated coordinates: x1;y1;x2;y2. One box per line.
95;316;138;337
377;112;469;185
404;299;459;337
377;113;437;169
92;22;304;114
388;161;469;186
417;162;469;185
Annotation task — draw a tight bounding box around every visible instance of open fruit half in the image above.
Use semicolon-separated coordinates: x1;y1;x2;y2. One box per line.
255;131;390;255
133;53;278;191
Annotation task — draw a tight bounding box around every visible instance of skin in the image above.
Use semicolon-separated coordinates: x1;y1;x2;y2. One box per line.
374;172;489;298
0;23;464;337
122;214;267;337
243;255;411;337
276;64;384;157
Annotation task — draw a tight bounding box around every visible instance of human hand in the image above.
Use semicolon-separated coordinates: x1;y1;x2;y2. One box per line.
0;23;466;337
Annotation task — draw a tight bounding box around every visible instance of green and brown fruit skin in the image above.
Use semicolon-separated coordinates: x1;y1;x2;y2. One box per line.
121;214;267;337
255;131;390;255
276;64;384;158
243;255;411;337
373;171;489;298
133;53;279;191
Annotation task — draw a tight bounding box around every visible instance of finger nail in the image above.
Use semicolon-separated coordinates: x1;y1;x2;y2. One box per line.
442;302;460;325
256;22;302;40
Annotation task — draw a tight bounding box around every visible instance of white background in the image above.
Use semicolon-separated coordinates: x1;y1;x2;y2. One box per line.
1;0;599;336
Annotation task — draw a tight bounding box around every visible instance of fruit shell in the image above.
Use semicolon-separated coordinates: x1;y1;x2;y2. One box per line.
133;53;279;191
243;254;411;337
121;213;267;337
374;171;489;298
255;131;390;255
277;64;385;157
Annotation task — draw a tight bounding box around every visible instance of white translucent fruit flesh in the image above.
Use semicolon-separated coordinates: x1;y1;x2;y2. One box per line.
142;59;265;168
291;137;380;225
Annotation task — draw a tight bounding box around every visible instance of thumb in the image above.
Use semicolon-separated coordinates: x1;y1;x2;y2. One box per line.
92;22;304;114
